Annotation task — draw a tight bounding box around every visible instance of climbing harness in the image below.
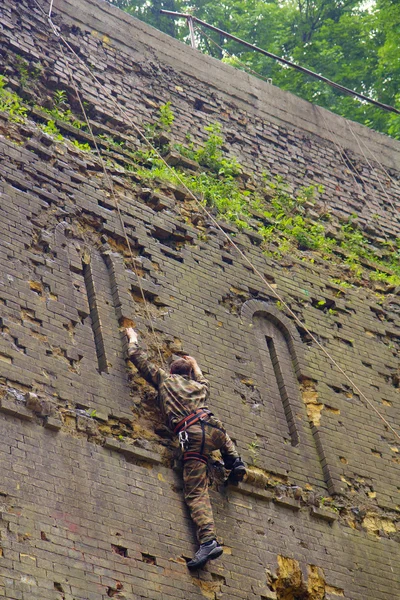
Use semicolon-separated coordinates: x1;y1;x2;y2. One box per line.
173;408;211;435
176;411;228;467
174;408;212;462
183;451;208;465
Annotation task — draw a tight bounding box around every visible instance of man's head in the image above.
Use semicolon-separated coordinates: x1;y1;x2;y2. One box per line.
170;357;193;378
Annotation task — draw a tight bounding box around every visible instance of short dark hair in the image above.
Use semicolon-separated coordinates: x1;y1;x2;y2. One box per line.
170;358;192;377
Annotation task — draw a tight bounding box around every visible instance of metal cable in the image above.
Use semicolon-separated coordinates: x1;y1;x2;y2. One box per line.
161;10;400;117
193;23;275;87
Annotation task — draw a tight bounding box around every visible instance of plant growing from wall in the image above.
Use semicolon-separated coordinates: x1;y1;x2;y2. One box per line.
41;89;87;130
13;55;42;87
248;437;260;466
39;119;64;141
0;75;28;122
176;121;240;176
144;101;175;141
132;109;399;288
71;140;92;152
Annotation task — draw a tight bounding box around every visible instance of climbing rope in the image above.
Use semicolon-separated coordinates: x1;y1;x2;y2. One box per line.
29;0;399;441
352;130;400;197
38;0;166;367
315;106;396;228
66;66;166;367
316;108;391;241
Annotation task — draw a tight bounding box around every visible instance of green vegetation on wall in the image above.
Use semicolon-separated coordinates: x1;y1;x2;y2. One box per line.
1;76;398;290
132;106;400;289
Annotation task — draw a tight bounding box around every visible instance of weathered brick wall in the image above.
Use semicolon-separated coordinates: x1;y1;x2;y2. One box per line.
0;1;399;599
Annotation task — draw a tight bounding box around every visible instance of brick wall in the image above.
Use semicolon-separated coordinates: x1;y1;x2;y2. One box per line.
0;1;399;599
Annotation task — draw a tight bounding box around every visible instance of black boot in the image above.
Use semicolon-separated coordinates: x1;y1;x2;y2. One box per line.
187;540;223;569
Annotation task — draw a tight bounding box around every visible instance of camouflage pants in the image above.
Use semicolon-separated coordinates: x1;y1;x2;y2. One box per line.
183;415;239;544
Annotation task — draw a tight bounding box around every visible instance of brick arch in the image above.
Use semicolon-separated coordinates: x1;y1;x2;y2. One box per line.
241;300;307;447
241;299;306;380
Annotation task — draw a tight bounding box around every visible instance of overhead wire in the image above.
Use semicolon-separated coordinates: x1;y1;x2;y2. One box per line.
195;22;394;240
193;23;275;87
30;0;399;441
160;9;400;118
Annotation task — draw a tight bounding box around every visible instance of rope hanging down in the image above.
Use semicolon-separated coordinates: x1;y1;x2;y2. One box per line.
315;107;395;231
32;0;399;442
45;1;166;367
67;66;166;368
346;120;399;216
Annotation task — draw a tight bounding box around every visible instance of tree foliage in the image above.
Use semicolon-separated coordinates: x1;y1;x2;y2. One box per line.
108;0;400;139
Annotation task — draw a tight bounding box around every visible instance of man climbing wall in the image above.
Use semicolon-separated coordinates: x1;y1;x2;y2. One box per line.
125;327;246;569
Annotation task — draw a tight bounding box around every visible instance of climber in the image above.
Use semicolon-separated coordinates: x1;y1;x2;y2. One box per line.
125;327;246;569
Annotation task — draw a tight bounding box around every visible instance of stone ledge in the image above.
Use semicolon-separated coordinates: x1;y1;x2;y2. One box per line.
44;417;63;431
259;592;277;600
104;438;162;464
164;151;199;172
273;496;301;511
310;506;339;523
0;396;33;421
235;482;274;502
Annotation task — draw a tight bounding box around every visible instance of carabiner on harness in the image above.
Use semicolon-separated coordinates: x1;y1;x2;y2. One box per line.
178;429;189;451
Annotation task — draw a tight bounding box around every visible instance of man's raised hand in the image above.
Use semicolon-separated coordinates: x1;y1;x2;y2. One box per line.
182;355;201;374
182;355;196;366
125;327;138;346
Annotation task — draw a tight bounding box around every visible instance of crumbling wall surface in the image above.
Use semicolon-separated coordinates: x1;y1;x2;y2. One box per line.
0;1;399;599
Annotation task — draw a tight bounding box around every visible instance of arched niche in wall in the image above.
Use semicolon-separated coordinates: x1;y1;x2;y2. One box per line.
241;300;306;447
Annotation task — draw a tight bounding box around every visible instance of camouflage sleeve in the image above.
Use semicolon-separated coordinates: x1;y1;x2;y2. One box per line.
193;368;210;399
128;346;165;387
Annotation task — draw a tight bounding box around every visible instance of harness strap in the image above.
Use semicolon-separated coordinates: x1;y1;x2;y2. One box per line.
173;408;210;435
183;451;208;465
199;419;206;456
203;420;224;433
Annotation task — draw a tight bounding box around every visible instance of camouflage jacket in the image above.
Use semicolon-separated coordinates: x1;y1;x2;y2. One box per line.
128;346;210;431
